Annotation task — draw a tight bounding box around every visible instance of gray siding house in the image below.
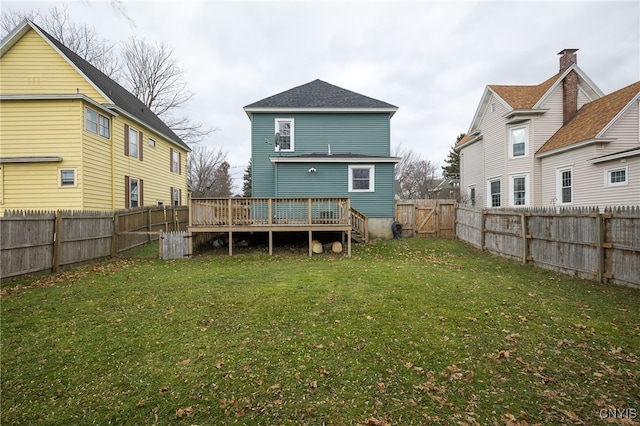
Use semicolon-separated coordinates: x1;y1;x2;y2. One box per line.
244;79;399;239
457;49;640;208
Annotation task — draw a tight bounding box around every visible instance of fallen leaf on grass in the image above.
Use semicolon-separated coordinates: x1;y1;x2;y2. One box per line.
177;358;191;365
176;406;193;418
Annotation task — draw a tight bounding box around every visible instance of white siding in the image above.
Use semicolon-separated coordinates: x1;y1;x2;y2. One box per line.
597;100;639;156
460;140;484;205
541;148;640;207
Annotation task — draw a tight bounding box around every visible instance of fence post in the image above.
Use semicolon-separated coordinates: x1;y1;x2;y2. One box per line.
481;209;487;250
111;212;118;257
52;210;62;273
520;211;530;264
147;207;152;243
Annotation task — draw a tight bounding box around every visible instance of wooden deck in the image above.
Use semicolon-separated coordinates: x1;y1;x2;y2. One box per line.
188;198;366;256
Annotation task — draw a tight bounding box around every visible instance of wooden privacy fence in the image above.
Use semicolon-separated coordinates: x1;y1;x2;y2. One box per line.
1;206;188;279
395;199;456;238
455;205;640;287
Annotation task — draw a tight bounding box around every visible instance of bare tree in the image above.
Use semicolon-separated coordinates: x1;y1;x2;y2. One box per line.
120;37;213;144
393;144;439;199
188;145;227;197
2;7;213;145
1;6;121;79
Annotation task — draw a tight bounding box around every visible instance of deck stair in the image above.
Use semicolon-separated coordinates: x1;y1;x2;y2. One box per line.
349;207;368;243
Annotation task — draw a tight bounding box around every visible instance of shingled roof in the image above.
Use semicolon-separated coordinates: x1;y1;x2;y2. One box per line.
244;79;397;114
21;21;189;151
490;72;563;109
538;80;640;154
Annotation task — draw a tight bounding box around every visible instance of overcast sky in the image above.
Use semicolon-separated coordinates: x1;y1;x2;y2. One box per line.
6;0;640;192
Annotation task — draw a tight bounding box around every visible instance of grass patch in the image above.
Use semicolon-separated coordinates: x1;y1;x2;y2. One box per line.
1;238;638;425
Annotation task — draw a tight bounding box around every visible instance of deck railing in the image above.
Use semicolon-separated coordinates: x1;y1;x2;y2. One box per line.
190;198;351;227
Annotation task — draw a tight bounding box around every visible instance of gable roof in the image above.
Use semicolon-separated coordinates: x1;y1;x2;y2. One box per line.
537;80;640;155
457;63;604;151
1;20;189;152
489;72;562;109
244;79;398;117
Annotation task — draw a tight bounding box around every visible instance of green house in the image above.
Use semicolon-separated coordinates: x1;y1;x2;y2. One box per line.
243;80;399;239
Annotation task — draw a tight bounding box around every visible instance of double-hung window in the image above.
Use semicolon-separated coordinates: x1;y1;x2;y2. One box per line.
275;119;294;151
348;165;375;192
124;124;143;160
510;174;529;206
129;128;139;158
509;125;528;158
171;149;180;173
125;176;143;208
85;107;110;138
487;178;501;207
557;167;573;204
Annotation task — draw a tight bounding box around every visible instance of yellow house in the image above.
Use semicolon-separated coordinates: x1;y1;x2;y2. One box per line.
0;20;190;215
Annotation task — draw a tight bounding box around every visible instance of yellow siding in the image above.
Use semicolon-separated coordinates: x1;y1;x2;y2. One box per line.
0;26;189;214
0;28;106;102
0;99;84;214
112;117;189;207
81;103;115;210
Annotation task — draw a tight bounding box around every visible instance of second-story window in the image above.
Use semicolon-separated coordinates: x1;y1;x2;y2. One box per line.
171;149;181;173
129;128;139;158
275;119;294;151
124;124;143;160
509;125;528;158
85;107;110;138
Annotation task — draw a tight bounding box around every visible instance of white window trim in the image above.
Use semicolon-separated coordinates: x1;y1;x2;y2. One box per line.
348;164;375;192
129;177;140;207
85;107;110;138
172;188;180;206
149;138;156;148
605;166;628;187
508;124;529;159
171;150;180;173
509;173;530;207
59;168;77;188
129;128;139;158
556;166;574;205
486;177;501;208
274;118;295;152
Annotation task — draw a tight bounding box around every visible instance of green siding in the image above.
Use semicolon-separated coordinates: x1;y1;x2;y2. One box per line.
251;112;395;217
275;163;395;218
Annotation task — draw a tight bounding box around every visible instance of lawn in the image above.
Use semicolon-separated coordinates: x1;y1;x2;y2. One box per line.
1;238;638;425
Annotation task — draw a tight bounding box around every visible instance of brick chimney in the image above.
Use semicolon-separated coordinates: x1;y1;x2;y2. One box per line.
559;49;579;124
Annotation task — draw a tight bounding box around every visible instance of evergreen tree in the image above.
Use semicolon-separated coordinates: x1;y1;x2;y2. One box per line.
242;159;252;197
209;161;232;197
441;133;464;180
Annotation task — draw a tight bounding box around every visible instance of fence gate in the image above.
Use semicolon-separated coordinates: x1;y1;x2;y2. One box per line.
160;231;190;260
395;199;456;238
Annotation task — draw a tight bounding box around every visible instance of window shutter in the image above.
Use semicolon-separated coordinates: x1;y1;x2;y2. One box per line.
124;124;130;156
170;187;175;205
139;179;144;206
139;131;144;161
125;175;130;208
178;152;181;175
170;149;174;171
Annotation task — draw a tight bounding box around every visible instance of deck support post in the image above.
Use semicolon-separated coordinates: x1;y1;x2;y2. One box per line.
269;231;273;255
228;231;233;256
308;230;313;257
